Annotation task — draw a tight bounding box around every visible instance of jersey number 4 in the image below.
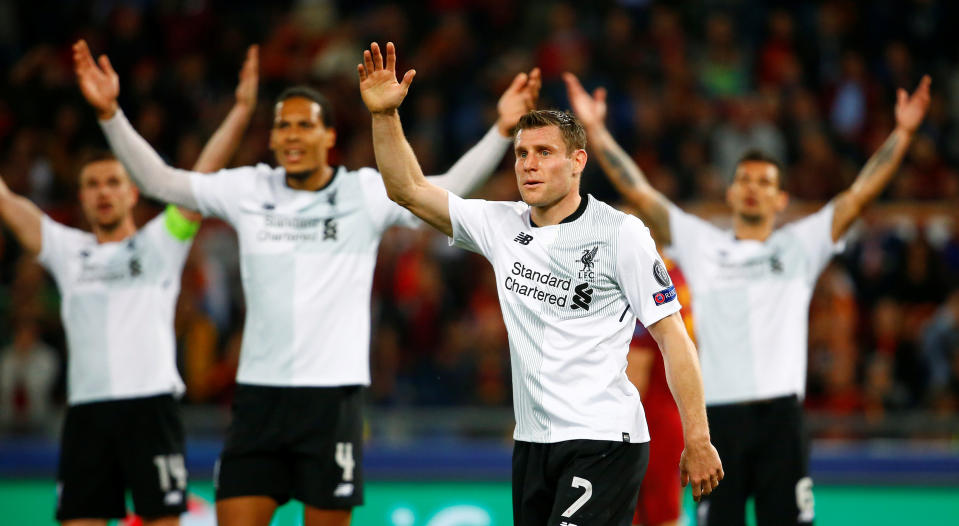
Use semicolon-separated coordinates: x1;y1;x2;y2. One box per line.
335;442;356;482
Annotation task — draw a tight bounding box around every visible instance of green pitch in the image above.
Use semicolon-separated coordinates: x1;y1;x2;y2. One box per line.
3;480;957;525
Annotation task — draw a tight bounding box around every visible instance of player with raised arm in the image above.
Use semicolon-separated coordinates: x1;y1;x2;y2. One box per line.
74;38;540;526
359;41;722;526
564;72;931;525
0;46;258;526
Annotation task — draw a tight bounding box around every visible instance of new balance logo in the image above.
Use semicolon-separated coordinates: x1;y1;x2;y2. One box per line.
164;490;183;506
570;282;593;310
333;483;354;497
514;232;534;245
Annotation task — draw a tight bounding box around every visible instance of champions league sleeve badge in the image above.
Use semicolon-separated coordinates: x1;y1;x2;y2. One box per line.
653;259;671;287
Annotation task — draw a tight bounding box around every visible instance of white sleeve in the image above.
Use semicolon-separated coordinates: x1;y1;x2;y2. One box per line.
427;125;511;196
144;210;194;249
665;204;719;272
617;216;682;327
98;110;200;209
36;216;79;280
448;193;496;257
784;202;846;283
357;168;421;231
189;165;259;223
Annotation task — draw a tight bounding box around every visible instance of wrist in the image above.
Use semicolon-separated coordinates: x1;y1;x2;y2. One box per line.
97;102;119;121
370;108;399;117
234;101;255;116
583;121;607;137
497;120;515;138
894;125;916;138
683;427;711;445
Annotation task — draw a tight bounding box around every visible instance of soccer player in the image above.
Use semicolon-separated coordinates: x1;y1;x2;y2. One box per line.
627;260;690;526
73;39;540;526
564;72;931;525
359;41;722;526
0;46;259;526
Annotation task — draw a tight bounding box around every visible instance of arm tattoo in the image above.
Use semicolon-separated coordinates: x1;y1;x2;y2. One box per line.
858;134;900;182
602;147;644;189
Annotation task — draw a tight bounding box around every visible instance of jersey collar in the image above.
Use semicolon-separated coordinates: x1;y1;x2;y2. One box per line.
529;194;589;228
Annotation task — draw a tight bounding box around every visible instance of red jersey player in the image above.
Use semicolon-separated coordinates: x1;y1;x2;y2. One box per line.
629;258;693;526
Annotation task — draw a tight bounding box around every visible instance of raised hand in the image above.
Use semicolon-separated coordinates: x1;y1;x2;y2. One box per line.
496;68;542;136
235;44;259;111
358;42;415;114
895;74;931;134
563;72;607;131
72;40;120;120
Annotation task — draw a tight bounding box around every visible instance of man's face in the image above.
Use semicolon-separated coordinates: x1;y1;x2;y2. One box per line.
514;126;586;208
726;160;787;223
269;97;336;177
78;160;138;231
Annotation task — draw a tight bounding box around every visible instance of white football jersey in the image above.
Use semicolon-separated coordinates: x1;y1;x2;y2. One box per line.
449;194;681;443
190;164;419;386
666;203;844;405
37;212;191;405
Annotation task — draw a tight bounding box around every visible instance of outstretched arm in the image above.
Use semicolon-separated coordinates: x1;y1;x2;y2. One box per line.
564;73;675;245
0;175;44;255
428;68;541;196
831;75;931;241
74;40;199;209
172;44;260;222
360;42;452;236
193;45;258;173
647;312;723;502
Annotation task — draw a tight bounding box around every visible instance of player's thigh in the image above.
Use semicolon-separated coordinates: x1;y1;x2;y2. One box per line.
215;385;294;504
753;400;813;525
549;440;649;526
216;496;278;526
303;505;353;526
290;386;365;510
56;403;126;522
61;520;109;526
512;441;554;526
122;396;188;519
696;404;751;526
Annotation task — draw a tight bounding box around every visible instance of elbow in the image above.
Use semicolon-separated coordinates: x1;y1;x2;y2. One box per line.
385;186;415;209
386;178;426;210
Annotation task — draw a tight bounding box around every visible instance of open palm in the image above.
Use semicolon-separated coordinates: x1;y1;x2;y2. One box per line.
358;42;415;114
895;75;931;134
72;40;119;118
235;44;259;110
563;72;607;129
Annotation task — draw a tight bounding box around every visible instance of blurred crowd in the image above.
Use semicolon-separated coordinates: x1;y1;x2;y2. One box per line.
1;1;958;435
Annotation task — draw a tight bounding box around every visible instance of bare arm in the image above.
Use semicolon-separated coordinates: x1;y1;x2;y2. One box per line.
176;45;260;222
831;75;931;241
360;42;452;236
0;175;44;255
647;312;723;502
564;73;674;245
192;45;258;173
